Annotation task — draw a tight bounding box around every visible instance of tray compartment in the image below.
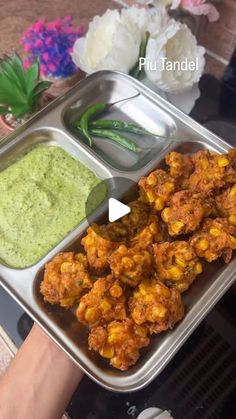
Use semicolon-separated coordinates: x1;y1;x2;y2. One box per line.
0;127;112;269
33;139;236;391
63;76;177;171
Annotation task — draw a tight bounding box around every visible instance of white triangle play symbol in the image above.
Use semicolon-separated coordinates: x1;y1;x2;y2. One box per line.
108;198;131;223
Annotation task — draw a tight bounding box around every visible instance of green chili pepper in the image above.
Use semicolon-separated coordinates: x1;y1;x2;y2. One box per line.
73;118;167;140
88;120;149;135
79;103;106;147
72;125;139;152
89;128;139;152
79;93;140;147
73;118;168;141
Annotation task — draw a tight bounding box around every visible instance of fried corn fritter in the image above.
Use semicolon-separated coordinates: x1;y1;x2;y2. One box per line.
129;280;184;334
121;200;151;238
81;223;128;272
110;244;153;287
161;190;214;236
190;218;236;263
88;319;150;370
139;168;176;211
40;252;92;308
189;150;236;193
76;275;127;327
165;151;193;187
216;184;236;226
130;215;165;250
153;241;202;292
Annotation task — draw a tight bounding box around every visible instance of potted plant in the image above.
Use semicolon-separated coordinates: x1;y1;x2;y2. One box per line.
0;53;52;132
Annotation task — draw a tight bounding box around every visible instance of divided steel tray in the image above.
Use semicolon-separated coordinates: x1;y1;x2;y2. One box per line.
0;71;235;392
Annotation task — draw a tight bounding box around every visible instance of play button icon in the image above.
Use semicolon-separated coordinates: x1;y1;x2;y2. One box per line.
108;198;131;222
85;176;149;242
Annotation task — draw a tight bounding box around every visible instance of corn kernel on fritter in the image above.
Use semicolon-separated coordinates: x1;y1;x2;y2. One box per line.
139;169;176;211
88;319;150;371
190;218;236;263
81;223;128;271
189;149;236;193
216;184;236;226
76;275;127;327
110;244;153;287
161;190;215;236
129;279;184;334
40;252;92;308
153;241;202;292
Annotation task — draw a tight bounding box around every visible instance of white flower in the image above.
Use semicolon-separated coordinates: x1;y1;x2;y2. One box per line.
121;5;169;37
136;0;180;8
121;6;152;35
72;9;142;74
145;19;205;93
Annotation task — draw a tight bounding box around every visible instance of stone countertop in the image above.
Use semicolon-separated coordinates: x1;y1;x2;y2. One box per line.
0;0;116;139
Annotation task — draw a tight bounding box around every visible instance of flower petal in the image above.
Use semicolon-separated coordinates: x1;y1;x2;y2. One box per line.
145;19;205;93
72;8;142;74
183;4;220;22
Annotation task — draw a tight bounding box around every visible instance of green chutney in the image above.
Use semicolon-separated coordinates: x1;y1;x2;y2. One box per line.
0;145;100;268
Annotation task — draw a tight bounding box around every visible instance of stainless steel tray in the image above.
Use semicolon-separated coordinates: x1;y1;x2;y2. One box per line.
0;71;235;393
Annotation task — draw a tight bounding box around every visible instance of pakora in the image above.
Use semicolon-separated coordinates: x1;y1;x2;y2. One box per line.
216;184;236;226
153;241;202;292
121;200;151;239
110;244;153;287
88;319;150;370
40;252;92;308
81;222;128;272
76;275;127;327
165;151;193;188
161;190;215;236
130;214;165;250
190;218;236;263
139;169;176;211
189;149;236;193
129;279;184;334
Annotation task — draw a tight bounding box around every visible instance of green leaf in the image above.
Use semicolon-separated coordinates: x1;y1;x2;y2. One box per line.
129;32;150;81
0;78;27;106
10;53;28;94
0;83;27;106
139;32;150;80
31;81;51;98
11;102;31;118
129;62;140;79
140;32;150;58
0;73;24;104
25;60;40;94
0;59;22;90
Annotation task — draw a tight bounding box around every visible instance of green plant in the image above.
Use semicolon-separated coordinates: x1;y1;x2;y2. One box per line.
0;53;51;118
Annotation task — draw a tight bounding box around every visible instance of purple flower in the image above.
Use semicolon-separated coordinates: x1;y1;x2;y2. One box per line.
35;39;43;48
21;16;85;78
